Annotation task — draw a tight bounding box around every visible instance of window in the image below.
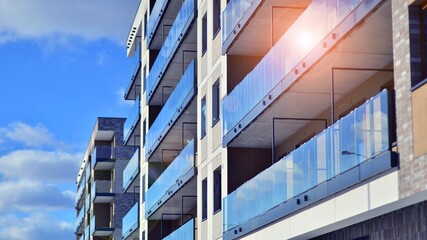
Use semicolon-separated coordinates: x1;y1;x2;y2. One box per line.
202;178;208;220
213;0;221;38
141;174;145;203
144;11;147;39
201;96;206;138
142;119;146;146
202;13;207;55
213;167;222;213
143;66;146;92
410;3;427;88
212;80;220;125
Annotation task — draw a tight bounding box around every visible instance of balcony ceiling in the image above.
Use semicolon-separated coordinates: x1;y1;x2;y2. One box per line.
228;0;393;149
228;0;311;56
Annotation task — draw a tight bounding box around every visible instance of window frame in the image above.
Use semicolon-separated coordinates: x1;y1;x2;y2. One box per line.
202;13;208;55
212;80;220;127
202;178;208;221
213;0;221;39
213;167;222;214
201;96;207;138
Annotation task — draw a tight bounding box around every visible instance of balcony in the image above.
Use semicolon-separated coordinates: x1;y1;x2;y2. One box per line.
222;0;393;147
75;175;85;209
146;139;196;219
122;202;139;240
124;45;141;101
223;90;398;239
124;95;141;146
145;60;196;161
90;215;114;237
85;162;91;183
85;196;90;213
91;180;114;203
123;148;140;193
75;208;84;234
92;146;115;170
146;0;189;49
163;219;194;240
84;225;90;240
222;0;310;55
146;0;196;105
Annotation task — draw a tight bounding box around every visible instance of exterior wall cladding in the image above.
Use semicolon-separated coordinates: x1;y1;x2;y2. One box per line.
312;201;427;240
77;0;427;239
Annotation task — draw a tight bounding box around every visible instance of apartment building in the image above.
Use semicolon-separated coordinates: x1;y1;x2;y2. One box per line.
119;0;427;239
75;117;136;240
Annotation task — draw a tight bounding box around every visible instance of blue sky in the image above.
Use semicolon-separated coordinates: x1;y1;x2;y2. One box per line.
0;0;139;239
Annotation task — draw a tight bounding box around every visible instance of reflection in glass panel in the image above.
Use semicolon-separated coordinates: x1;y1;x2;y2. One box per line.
223;90;390;232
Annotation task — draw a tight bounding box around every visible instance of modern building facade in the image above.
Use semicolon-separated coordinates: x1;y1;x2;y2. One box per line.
75;117;136;240
121;0;427;239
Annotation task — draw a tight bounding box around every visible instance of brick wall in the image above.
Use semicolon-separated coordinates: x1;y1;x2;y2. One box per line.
392;0;427;198
311;201;427;240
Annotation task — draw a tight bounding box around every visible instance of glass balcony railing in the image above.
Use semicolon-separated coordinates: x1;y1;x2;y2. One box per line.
222;0;259;44
92;146;115;168
146;0;195;103
85;162;91;182
146;0;168;46
163;219;194;240
222;0;364;136
123;148;140;192
223;90;391;231
91;180;114;201
124;95;141;143
90;216;95;235
145;60;195;158
84;225;90;240
75;176;85;206
146;139;195;215
85;196;90;213
75;208;84;233
124;45;141;99
122;202;139;239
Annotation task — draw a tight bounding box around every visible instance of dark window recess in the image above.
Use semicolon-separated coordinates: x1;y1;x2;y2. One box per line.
143;119;146;146
410;3;427;88
201;97;206;138
141;174;145;203
202;178;208;220
213;0;221;37
212;80;220;125
213;167;222;213
143;66;146;92
202;13;207;55
144;11;147;39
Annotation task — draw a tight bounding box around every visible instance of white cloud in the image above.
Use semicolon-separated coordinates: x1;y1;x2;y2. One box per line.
0;213;73;240
0;180;73;212
0;0;139;45
0;149;81;182
1;122;56;148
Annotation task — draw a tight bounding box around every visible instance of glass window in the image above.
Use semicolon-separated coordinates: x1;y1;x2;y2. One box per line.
212;80;220;125
143;119;146;146
141;174;145;203
201;96;206;138
410;3;427;88
202;13;207;55
144;11;147;39
213;0;221;38
213;167;221;213
202;178;207;220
